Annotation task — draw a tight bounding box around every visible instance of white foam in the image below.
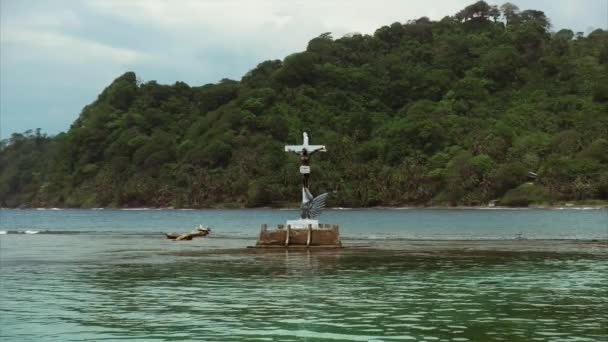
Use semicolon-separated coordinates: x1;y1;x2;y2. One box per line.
24;230;39;234
0;230;6;235
552;206;602;210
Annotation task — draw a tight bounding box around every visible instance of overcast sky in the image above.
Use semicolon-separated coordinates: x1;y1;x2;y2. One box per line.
1;0;607;137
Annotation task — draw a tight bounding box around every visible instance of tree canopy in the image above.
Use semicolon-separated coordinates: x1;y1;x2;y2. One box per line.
2;1;607;208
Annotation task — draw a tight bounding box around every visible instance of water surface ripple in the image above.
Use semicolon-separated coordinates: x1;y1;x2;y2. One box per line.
2;248;607;341
1;209;607;341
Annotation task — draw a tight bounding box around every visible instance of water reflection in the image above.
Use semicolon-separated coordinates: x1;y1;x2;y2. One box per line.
4;249;605;341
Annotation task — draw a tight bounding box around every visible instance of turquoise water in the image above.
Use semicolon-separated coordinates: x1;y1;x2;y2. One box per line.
1;208;607;239
1;208;607;341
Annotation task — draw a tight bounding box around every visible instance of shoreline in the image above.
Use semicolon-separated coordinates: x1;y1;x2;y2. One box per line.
2;205;607;210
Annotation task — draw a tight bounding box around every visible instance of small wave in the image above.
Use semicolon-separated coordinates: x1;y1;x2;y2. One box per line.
476;207;521;210
553;207;602;210
0;230;171;236
450;207;531;210
121;208;153;211
210;234;257;240
1;230;90;235
365;235;389;240
36;208;63;211
1;230;77;235
342;235;608;241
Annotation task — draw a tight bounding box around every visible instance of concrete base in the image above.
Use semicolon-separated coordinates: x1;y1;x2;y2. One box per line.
286;219;319;229
255;222;341;248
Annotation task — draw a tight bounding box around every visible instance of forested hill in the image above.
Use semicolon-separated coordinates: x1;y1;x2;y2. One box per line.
2;1;608;208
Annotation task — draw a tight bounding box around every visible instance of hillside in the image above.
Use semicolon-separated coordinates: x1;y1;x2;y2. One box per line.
1;1;608;208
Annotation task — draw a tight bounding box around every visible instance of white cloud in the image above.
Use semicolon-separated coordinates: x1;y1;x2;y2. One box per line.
1;29;148;65
1;0;606;136
83;0;471;55
18;9;82;30
85;0;301;33
0;2;150;66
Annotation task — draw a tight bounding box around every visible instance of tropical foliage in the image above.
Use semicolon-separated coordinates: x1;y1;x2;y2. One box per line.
2;2;607;208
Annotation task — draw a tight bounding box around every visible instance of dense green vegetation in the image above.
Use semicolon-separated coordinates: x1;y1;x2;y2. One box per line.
2;1;608;208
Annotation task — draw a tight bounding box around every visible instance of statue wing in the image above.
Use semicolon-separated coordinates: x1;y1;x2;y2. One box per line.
303;187;314;204
309;193;329;218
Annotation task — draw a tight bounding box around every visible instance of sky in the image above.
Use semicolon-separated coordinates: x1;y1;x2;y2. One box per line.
1;0;607;138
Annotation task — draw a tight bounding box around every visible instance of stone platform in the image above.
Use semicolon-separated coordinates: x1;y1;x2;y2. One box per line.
254;223;342;248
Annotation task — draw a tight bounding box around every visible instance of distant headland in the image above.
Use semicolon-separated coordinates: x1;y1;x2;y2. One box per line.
1;1;607;209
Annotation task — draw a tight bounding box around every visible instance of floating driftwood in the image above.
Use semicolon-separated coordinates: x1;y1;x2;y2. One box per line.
165;226;211;241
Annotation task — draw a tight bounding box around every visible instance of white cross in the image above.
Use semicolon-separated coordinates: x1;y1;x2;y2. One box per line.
284;132;326;153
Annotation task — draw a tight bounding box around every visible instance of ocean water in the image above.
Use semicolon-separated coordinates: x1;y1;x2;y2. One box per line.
1;208;607;341
1;207;608;239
